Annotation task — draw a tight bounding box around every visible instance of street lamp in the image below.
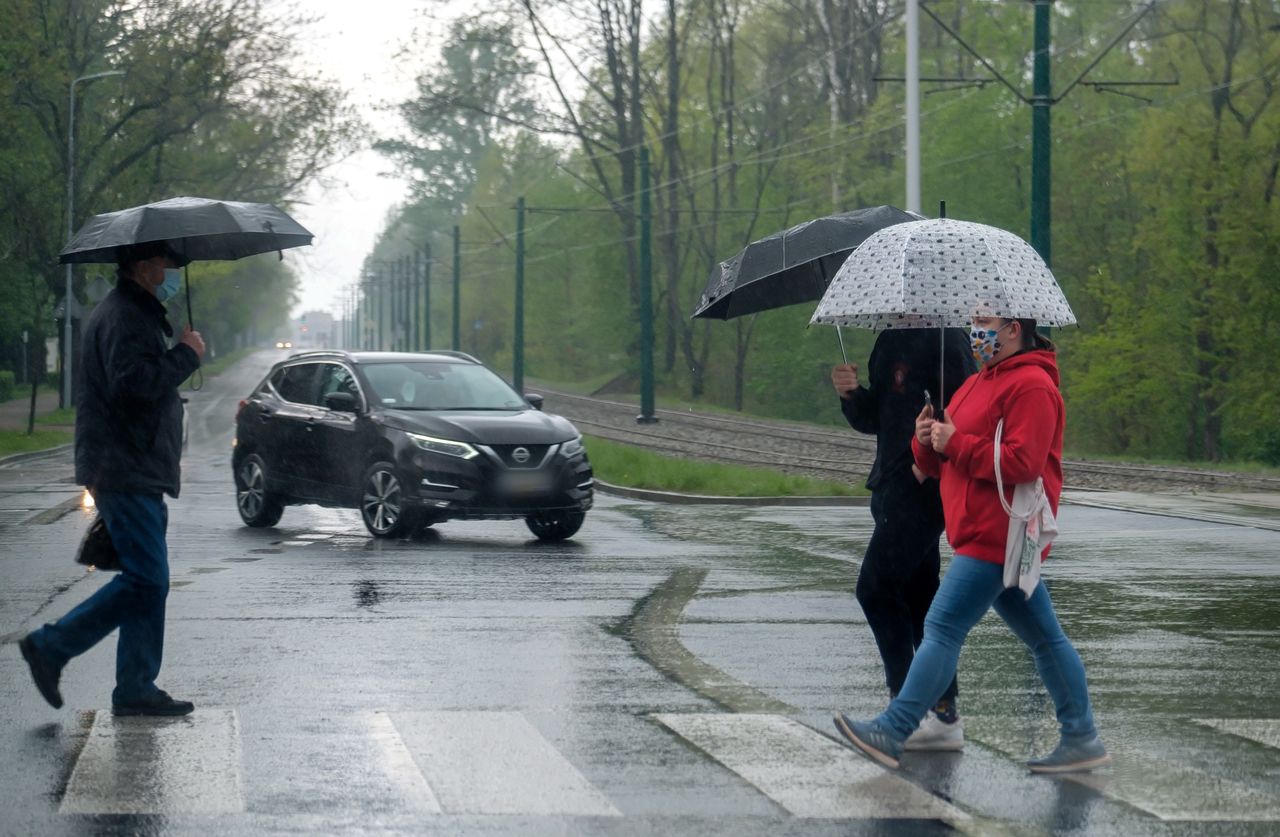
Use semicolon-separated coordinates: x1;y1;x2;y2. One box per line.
64;69;125;409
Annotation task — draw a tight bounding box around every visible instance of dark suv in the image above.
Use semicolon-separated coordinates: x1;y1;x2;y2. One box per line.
232;350;593;540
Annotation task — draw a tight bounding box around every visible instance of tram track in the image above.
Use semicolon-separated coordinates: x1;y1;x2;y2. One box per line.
537;387;1280;493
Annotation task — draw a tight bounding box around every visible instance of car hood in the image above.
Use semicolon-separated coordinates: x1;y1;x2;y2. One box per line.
377;408;580;445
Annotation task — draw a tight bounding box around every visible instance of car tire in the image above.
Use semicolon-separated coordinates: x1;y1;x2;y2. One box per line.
361;461;419;538
525;509;586;542
235;453;285;527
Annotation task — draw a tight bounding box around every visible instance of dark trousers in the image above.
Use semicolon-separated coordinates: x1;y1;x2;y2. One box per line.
856;469;959;704
30;492;170;704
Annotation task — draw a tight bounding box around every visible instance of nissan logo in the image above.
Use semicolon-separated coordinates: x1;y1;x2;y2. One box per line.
511;447;531;464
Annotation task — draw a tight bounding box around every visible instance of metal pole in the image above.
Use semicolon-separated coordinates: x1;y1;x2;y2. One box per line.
452;225;461;351
377;267;385;349
905;0;921;214
63;70;124;410
423;242;432;351
637;147;657;424
1030;0;1052;266
514;196;525;393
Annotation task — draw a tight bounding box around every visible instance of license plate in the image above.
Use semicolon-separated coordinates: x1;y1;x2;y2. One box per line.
500;471;552;495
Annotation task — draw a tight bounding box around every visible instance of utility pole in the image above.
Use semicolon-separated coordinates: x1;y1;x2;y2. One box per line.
1030;0;1052;264
422;242;432;351
452;225;461;351
412;250;422;351
514;196;525;393
917;1;1165;266
637;147;657;424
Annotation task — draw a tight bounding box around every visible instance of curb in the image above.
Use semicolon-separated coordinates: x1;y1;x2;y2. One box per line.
0;443;73;468
594;480;869;507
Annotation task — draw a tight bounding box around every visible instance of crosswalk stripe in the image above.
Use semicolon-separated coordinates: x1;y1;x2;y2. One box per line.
59;709;243;815
966;717;1280;822
1196;718;1280;751
654;713;967;822
389;711;620;816
368;711;443;813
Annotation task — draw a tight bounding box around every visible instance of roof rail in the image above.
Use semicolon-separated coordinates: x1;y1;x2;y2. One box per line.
425;350;481;364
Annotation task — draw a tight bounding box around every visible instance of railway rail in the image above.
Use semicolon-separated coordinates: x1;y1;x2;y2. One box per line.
537;388;1280;494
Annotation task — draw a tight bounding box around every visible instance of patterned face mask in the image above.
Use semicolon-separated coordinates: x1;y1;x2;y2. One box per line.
970;322;1009;363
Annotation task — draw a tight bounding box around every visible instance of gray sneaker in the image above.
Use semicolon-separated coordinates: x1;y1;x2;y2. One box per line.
833;714;904;769
1027;736;1112;774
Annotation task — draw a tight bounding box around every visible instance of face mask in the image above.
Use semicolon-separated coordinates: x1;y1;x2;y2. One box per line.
970;323;1007;364
157;268;182;302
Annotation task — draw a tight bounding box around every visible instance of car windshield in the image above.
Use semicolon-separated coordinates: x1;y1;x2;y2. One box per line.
361;361;527;411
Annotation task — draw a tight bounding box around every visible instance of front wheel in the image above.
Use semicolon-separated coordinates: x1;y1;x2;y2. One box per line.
236;453;284;527
361;461;419;538
525;508;586;542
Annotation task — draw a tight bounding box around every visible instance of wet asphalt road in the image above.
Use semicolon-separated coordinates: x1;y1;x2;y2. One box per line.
1;351;1278;836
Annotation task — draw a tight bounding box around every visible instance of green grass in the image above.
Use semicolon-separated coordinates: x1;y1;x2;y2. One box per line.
584;435;866;497
0;429;73;458
34;407;75;425
201;346;254;378
1063;449;1280;477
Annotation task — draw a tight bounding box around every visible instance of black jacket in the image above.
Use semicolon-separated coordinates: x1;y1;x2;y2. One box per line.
75;277;201;497
840;328;976;490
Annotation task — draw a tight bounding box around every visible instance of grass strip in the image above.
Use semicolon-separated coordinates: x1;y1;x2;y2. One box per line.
0;429;73;458
584;435;865;498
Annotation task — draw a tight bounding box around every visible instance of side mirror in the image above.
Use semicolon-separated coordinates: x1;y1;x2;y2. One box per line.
324;391;359;413
525;393;544;411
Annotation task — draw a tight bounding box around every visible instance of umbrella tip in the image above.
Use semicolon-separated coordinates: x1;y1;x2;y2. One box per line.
939;200;946;219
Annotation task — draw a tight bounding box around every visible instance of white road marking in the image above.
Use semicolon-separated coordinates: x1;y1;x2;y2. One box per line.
654;713;967;821
968;717;1280;822
389;711;620;816
1196;718;1280;751
60;709;243;815
369;711;443;812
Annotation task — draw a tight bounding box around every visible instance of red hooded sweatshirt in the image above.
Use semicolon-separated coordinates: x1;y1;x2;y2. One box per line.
911;349;1064;566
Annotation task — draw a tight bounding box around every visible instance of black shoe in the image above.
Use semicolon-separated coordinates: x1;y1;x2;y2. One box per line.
112;690;195;717
19;635;63;709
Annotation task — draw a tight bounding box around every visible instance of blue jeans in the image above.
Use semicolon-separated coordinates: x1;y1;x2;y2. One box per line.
30;492;170;704
875;555;1098;744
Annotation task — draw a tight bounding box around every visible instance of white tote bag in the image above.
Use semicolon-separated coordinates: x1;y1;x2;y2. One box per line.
994;419;1059;598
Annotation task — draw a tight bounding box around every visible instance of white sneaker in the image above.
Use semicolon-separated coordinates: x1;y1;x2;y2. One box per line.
904;713;964;751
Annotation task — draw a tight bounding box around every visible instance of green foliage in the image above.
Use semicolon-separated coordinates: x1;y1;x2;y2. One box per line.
584;435;865;497
0;370;14;401
364;0;1280;466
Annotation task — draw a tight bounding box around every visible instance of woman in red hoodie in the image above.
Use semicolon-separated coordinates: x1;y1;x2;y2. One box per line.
834;315;1111;774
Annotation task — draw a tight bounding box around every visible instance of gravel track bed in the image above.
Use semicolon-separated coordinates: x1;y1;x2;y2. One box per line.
539;388;1280;494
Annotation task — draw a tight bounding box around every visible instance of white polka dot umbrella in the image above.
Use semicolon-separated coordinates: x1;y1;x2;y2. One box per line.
810;218;1077;330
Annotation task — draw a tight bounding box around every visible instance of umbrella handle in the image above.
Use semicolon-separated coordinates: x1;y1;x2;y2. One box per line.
184;265;194;329
836;325;849;365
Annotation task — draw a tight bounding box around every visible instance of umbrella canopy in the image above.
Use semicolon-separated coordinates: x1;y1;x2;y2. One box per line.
810;218;1077;330
59;196;313;264
691;205;920;320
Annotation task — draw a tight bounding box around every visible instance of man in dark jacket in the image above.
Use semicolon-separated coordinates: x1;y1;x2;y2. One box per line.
19;240;204;716
831;327;974;750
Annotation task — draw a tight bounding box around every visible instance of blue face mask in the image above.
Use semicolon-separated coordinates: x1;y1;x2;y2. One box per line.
157;268;182;302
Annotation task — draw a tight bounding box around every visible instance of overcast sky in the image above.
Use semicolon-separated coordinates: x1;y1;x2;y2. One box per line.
280;0;429;318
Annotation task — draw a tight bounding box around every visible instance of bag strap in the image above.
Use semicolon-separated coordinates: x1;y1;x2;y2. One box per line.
994;418;1026;520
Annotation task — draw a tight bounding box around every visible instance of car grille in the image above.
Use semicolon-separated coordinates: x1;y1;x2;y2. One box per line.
489;443;552;469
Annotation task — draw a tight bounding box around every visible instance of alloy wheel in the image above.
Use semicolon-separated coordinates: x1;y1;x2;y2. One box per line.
238;460;265;519
362;469;402;535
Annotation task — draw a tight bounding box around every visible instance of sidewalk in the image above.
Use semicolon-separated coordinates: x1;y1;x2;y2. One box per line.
0;390;69;431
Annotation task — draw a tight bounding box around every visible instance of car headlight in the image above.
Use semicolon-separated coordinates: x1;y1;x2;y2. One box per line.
560;436;585;458
408;432;479;460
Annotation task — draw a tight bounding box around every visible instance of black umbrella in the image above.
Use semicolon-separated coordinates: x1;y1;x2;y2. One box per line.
691;205;921;322
59;196;313;265
59;195;313;334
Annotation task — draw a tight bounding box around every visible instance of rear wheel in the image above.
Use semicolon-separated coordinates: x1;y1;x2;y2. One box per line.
525;508;586;542
236;454;284;527
361;461;419;538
